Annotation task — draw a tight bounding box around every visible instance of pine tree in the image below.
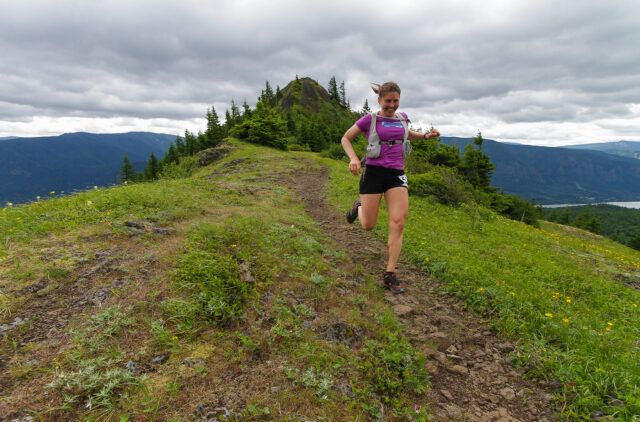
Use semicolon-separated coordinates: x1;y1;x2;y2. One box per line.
230;100;241;123
184;130;198;155
628;233;640;251
558;207;571;224
460;132;495;190
162;143;179;166
259;81;275;107
339;81;346;107
120;155;136;183
362;99;371;114
242;100;252;119
174;135;186;155
548;209;559;222
328;76;339;102
144;152;160;180
574;204;592;229
474;130;485;151
205;106;223;147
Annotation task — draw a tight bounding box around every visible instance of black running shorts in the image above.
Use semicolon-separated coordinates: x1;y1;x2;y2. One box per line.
359;165;409;194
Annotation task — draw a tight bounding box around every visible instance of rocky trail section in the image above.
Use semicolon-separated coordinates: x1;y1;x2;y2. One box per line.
292;161;556;422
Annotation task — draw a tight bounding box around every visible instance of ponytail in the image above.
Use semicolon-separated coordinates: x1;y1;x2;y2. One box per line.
370;81;401;98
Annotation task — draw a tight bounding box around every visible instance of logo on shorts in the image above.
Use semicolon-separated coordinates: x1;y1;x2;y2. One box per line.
398;174;408;187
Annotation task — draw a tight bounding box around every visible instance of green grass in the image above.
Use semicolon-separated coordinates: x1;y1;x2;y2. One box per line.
2;140;430;421
322;156;640;419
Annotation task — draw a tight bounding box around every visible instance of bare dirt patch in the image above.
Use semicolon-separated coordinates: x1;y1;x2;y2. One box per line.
291;161;557;421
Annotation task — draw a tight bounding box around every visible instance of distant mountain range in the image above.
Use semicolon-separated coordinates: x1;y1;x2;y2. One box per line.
440;137;640;204
566;140;640;160
2;128;639;207
1;132;175;205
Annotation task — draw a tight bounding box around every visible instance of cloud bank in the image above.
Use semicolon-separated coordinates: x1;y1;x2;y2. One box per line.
1;0;639;145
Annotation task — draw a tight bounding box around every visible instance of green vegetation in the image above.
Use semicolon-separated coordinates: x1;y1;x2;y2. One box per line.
1;141;430;420
543;204;640;250
325;155;640;419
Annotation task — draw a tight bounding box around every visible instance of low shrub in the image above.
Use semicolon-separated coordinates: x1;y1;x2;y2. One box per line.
408;166;473;206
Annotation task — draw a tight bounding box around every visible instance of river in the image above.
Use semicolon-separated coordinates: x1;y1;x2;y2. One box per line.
543;202;640;209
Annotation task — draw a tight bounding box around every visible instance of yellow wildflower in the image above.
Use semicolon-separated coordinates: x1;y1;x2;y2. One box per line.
50;191;55;194
566;299;571;303
607;322;613;326
477;287;484;292
231;244;237;248
562;318;570;323
425;257;430;262
545;313;553;318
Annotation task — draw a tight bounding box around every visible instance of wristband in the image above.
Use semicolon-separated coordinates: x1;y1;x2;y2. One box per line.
423;133;427;139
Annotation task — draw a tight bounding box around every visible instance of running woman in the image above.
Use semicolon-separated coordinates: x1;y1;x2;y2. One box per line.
341;81;440;293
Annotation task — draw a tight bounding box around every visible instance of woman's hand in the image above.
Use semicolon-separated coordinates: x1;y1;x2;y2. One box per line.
426;129;440;139
349;158;362;175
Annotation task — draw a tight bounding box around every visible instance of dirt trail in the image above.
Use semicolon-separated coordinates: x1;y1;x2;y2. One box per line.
292;162;557;422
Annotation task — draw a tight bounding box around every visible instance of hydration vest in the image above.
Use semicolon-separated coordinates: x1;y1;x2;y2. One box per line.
362;112;411;163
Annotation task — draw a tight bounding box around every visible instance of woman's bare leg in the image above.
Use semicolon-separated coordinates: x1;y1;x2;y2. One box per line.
384;187;409;272
359;193;383;231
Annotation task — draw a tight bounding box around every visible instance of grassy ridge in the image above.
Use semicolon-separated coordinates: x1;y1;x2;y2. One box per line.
1;141;430;421
322;157;640;419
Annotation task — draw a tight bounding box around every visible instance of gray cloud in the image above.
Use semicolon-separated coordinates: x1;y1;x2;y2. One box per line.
0;0;639;144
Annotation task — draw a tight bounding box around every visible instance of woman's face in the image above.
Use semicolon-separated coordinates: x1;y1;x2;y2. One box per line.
378;91;400;117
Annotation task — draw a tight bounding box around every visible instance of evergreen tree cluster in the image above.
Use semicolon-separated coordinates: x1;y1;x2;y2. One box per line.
543;204;640;250
120;104;229;183
327;76;350;109
118;75;541;227
406;130;541;225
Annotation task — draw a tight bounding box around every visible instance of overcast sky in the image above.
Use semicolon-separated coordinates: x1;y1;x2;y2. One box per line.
1;0;639;146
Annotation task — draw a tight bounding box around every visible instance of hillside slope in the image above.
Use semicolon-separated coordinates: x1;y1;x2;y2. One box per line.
1;140;639;420
0;131;175;205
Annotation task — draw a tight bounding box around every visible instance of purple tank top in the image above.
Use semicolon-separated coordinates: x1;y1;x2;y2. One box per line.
355;112;408;170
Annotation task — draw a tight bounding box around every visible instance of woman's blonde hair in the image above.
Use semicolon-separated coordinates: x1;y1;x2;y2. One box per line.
371;81;401;98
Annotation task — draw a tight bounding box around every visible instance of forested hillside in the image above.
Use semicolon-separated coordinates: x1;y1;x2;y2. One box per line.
0;132;175;205
439;137;640;204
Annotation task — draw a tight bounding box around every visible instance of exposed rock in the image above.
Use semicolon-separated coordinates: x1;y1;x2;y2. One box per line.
423;348;446;364
446;353;464;362
392;304;413;317
87;287;109;305
447;364;469;376
497;342;515;353
320;322;362;346
21;278;49;294
443;404;463;419
152;227;175;235
446;344;458;354
196;145;234;167
124;221;145;230
500;386;516;400
440;389;454;401
426;331;448;340
238;261;255;283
